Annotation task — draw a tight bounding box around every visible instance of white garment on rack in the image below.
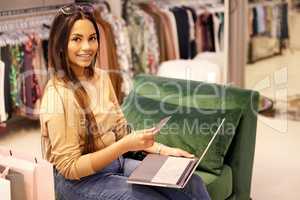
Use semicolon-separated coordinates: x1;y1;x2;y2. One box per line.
271;6;278;38
0;60;7;122
213;14;221;52
256;5;266;34
186;9;195;42
219;21;224;51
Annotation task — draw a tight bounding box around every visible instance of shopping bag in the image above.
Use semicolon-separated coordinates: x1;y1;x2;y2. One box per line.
0;155;35;200
34;158;55;200
0;145;11;156
6;149;55;200
0;165;27;200
0;166;11;200
0;148;55;200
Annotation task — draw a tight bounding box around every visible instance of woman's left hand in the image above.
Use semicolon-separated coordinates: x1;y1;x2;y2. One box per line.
160;145;195;158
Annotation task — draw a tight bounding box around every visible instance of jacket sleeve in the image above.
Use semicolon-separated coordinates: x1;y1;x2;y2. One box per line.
40;85;95;180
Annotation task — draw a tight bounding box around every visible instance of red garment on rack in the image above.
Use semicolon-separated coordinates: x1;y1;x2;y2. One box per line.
0;122;6;134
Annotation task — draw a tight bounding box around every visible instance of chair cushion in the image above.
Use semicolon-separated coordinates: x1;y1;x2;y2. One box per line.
130;74;260;200
122;95;242;175
195;164;233;200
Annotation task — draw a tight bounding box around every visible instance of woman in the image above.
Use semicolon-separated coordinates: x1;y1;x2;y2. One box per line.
40;3;211;200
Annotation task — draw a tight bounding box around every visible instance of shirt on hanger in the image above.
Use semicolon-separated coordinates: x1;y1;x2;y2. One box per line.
0;60;7;122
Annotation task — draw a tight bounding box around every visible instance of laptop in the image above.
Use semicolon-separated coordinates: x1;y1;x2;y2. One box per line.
127;118;225;188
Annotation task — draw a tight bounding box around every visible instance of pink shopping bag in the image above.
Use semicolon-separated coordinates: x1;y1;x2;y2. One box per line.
0;147;55;200
0;166;11;200
0;145;11;156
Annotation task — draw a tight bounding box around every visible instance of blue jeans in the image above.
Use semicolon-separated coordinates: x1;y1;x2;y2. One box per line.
54;156;211;200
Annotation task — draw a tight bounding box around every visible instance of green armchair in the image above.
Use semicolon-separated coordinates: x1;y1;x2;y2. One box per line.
121;74;260;200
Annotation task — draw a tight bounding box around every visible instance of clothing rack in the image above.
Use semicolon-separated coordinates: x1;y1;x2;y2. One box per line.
133;0;225;13
249;0;286;9
0;5;63;33
0;5;60;19
0;1;133;122
0;5;66;123
124;0;226;75
247;0;289;63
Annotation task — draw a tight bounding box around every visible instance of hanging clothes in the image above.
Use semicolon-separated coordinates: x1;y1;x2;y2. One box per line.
218;13;225;51
252;7;259;35
123;1;225;69
126;1;160;74
161;9;180;59
265;6;273;36
143;11;161;74
32;37;48;95
248;8;254;37
280;3;289;40
42;40;49;66
1;46;13;119
102;11;134;96
156;7;177;61
94;7;124;103
183;6;197;58
213;14;221;52
0;60;7;122
139;3;172;63
127;8;149;73
256;5;266;34
270;6;277;38
9;45;23;108
20;36;42;117
170;7;191;59
196;12;215;52
0;30;49;119
249;2;289;63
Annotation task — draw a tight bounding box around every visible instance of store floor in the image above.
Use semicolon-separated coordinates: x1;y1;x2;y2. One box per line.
246;50;300;200
0;50;300;199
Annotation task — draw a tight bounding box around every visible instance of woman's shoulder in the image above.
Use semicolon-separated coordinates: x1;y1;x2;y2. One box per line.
44;77;73;95
41;78;76;111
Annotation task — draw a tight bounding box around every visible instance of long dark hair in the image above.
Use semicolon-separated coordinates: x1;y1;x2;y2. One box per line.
48;5;103;154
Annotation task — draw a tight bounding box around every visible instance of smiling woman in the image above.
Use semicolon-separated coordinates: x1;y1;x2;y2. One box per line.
39;3;211;200
67;19;98;79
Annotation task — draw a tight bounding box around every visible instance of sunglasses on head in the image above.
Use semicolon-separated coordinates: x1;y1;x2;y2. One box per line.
59;3;94;15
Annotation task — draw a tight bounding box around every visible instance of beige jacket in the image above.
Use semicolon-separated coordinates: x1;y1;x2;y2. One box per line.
39;69;128;180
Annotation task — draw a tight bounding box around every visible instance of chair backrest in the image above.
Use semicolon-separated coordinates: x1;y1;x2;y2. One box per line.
128;74;260;200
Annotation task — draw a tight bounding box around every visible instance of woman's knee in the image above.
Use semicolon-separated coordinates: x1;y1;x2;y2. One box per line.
183;174;211;200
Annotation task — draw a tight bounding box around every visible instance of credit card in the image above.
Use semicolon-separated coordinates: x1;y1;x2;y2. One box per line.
154;116;172;134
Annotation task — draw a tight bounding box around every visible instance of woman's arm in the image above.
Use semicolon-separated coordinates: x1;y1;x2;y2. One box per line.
143;142;161;154
42;84;154;180
144;142;195;158
89;139;128;172
90;128;157;172
47;114;156;180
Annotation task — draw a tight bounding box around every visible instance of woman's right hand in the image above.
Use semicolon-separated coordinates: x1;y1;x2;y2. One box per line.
120;127;157;152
